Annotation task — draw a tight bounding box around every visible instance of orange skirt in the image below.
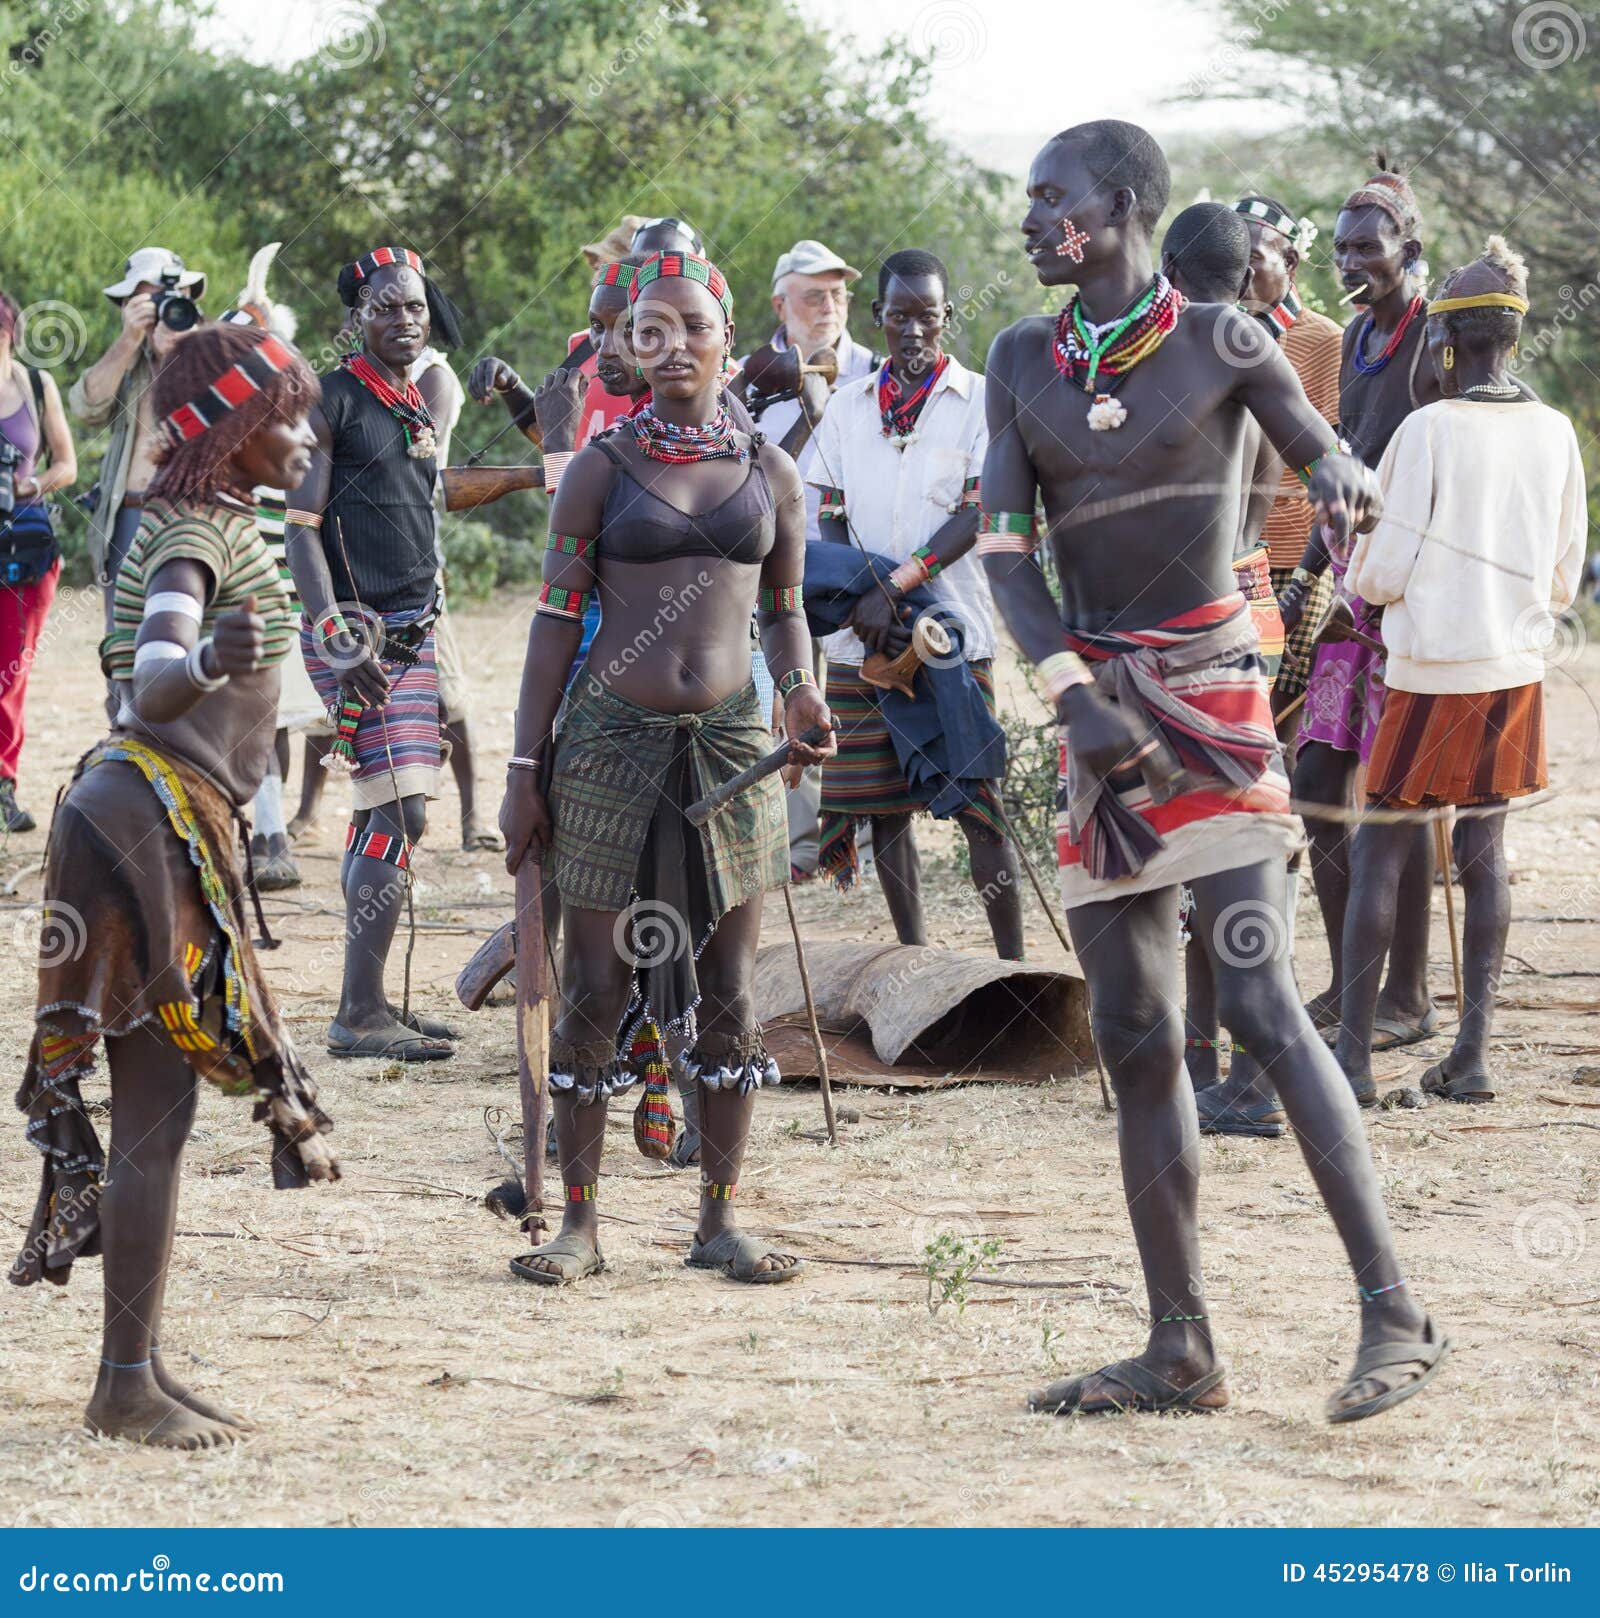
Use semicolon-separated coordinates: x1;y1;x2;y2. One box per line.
1366;683;1546;807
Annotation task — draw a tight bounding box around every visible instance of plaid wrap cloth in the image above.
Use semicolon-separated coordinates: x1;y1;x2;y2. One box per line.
550;675;788;917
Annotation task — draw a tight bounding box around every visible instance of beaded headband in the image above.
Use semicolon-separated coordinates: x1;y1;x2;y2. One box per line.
159;332;298;448
629;251;734;321
1341;175;1421;235
593;261;638;291
1233;198;1318;252
1428;291;1529;316
347;245;424;282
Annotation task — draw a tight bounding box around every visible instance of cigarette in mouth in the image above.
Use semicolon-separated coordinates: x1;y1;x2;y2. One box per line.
1338;283;1370;306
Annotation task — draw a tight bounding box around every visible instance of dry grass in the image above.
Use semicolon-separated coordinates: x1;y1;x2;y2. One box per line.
1;588;1598;1527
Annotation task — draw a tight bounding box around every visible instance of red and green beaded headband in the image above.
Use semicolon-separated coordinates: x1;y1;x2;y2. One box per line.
629;251;733;321
348;245;424;282
159;333;298;448
593;261;638;291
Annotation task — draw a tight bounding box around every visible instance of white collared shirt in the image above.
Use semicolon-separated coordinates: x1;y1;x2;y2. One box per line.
807;355;994;664
738;330;877;545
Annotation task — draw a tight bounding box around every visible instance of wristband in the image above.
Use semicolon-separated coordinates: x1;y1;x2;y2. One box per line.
285;508;323;529
496;370;525;394
185;636;229;692
315;610;352;646
888;553;931;594
537;582;591;620
777;667;817;700
949;475;981;513
543;451;573;491
818;486;847;520
1037;649;1093;701
1289;566;1317;589
759;584;803;614
507;754;544;773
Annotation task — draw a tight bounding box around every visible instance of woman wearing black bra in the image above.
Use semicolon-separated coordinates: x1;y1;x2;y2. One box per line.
500;252;834;1285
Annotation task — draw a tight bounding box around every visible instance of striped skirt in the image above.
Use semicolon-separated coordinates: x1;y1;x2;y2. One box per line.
818;660;1005;887
1233;546;1284;683
301;616;441;809
1367;683;1546;808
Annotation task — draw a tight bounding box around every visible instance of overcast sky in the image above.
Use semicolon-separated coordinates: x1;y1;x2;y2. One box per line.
201;0;1277;170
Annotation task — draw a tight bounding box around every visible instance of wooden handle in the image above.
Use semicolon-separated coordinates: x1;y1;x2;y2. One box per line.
440;464;546;511
685;723;831;827
514;857;548;1230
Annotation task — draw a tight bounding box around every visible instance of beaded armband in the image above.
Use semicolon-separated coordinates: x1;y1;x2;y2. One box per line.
537;582;591;620
759;584;804;614
546;532;594;558
818;486;847;521
949;475;982;513
1037;649;1094;701
975;511;1037;556
777;667;817;700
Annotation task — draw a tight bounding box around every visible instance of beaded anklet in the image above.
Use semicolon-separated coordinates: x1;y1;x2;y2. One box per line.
777;667;816;699
1358;1278;1407;1302
566;1183;598;1203
702;1181;738;1201
759;584;803;614
1155;1313;1206;1325
101;1356;153;1370
1185;1036;1246;1055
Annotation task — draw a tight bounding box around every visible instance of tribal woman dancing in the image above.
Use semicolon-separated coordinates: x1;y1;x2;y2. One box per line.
10;323;336;1447
499;252;834;1285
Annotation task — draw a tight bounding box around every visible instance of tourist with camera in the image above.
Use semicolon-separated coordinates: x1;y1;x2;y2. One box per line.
68;249;204;661
0;290;77;831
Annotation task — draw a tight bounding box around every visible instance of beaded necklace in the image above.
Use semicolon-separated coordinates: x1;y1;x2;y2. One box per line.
627;404;747;464
1262;284;1301;335
1052;275;1185;429
340;350;437;458
1350;295;1424;376
877;353;948;444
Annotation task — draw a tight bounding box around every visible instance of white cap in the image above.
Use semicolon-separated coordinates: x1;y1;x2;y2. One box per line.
102;247;207;303
771;239;860;289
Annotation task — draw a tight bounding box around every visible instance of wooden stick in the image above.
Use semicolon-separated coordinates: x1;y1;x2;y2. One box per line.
1434;816;1465;1021
685;724;831;826
514;855;549;1233
783;884;837;1145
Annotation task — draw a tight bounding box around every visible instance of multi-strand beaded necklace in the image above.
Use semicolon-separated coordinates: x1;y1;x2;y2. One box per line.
627;404;747;464
1350;295;1425;376
339;350;437;458
1052;275;1186;429
877;353;949;445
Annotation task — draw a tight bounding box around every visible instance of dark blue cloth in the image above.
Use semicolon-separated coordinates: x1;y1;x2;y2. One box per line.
803;541;1005;818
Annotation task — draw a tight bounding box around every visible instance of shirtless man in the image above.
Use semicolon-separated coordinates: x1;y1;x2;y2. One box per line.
980;121;1446;1422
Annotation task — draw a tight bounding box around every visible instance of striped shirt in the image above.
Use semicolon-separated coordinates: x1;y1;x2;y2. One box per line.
101;496;297;681
253;486;299;610
1262;305;1343;567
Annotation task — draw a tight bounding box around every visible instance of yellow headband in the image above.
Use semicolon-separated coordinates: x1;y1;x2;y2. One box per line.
1427;291;1529;316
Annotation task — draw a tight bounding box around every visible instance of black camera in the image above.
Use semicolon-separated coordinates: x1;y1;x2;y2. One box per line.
0;439;19;519
152;269;199;332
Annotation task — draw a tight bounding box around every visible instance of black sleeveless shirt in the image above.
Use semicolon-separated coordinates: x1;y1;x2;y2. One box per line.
319;367;438;615
1338;307;1431;469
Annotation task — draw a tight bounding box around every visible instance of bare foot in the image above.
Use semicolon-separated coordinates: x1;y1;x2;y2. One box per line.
152;1351;256;1432
85;1384;243;1449
286;812;320;843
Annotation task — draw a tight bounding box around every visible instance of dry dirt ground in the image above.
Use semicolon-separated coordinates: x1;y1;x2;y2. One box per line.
1;585;1598;1529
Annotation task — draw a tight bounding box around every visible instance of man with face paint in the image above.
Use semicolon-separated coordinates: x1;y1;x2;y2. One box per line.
809;248;1022;957
1277;166;1444;1067
284;248;467;1063
982;121;1446;1423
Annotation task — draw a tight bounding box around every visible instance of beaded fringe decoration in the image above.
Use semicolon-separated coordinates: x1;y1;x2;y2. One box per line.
630;1020;676;1160
323;696;363;774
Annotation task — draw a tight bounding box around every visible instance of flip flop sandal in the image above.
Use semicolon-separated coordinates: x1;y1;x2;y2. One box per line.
1326;1316;1450;1424
1421;1061;1495;1104
1195;1088;1286;1138
461;826;505;853
395;1007;461;1041
509;1232;605;1286
1304;992;1341;1031
1370;1006;1440;1052
686;1230;804;1285
1347;1072;1379;1108
1029;1359;1229;1417
325;1021;456;1062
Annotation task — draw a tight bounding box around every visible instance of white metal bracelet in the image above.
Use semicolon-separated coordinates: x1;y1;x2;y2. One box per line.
185;637;229;692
